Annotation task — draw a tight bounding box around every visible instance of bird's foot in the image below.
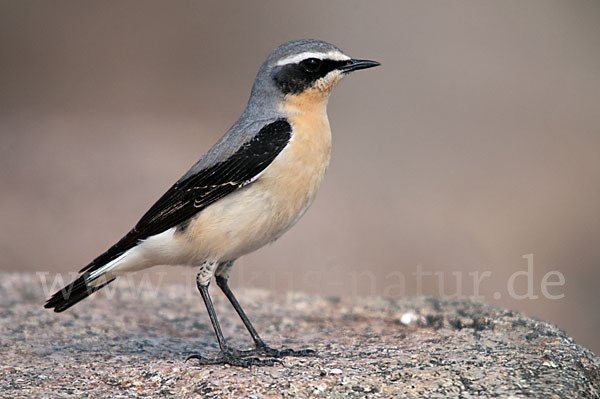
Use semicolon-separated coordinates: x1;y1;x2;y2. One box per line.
186;350;280;367
232;343;317;358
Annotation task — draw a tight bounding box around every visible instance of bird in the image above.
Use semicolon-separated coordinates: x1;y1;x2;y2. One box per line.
44;39;380;366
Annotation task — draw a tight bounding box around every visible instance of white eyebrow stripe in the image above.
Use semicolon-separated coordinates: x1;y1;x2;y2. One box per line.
276;50;351;66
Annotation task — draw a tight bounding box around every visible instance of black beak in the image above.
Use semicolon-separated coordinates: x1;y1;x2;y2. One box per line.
338;58;381;73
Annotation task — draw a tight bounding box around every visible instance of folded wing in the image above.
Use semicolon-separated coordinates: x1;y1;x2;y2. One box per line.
80;118;292;275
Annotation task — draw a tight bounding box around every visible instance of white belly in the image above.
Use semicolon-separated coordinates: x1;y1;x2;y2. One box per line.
176;106;332;263
96;90;336;279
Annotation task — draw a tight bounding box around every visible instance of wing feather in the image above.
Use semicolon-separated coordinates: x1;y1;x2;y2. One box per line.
80;119;292;273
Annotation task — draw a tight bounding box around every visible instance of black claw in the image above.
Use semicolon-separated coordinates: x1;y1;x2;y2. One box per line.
280;348;317;357
185;351;281;367
233;345;317;358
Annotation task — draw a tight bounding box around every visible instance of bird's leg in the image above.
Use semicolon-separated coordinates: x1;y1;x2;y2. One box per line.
186;262;279;367
214;261;316;358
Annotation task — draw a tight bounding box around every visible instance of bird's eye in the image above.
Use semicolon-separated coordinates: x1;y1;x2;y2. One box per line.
301;58;322;73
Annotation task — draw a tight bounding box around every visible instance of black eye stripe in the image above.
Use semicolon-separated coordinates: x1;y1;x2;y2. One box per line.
301;58;322;73
273;58;350;94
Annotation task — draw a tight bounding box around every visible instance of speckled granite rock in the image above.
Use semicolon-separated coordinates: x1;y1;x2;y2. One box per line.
0;272;598;398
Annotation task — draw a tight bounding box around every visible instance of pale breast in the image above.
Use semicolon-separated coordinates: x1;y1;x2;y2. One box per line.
257;103;332;234
178;91;332;263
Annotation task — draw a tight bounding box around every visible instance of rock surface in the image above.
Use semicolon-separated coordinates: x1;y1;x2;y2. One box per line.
1;272;598;398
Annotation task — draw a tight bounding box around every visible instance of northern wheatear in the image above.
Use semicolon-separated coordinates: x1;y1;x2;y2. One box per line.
45;39;379;366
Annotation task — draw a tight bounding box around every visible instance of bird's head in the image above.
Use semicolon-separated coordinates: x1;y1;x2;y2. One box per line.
246;39;380;114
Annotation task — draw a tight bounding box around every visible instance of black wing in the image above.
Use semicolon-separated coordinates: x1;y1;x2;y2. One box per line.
80;119;292;274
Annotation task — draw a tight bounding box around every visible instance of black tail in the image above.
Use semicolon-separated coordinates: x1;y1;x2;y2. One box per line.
44;274;116;313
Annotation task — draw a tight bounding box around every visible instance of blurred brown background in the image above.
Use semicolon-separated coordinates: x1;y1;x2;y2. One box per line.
1;1;599;353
